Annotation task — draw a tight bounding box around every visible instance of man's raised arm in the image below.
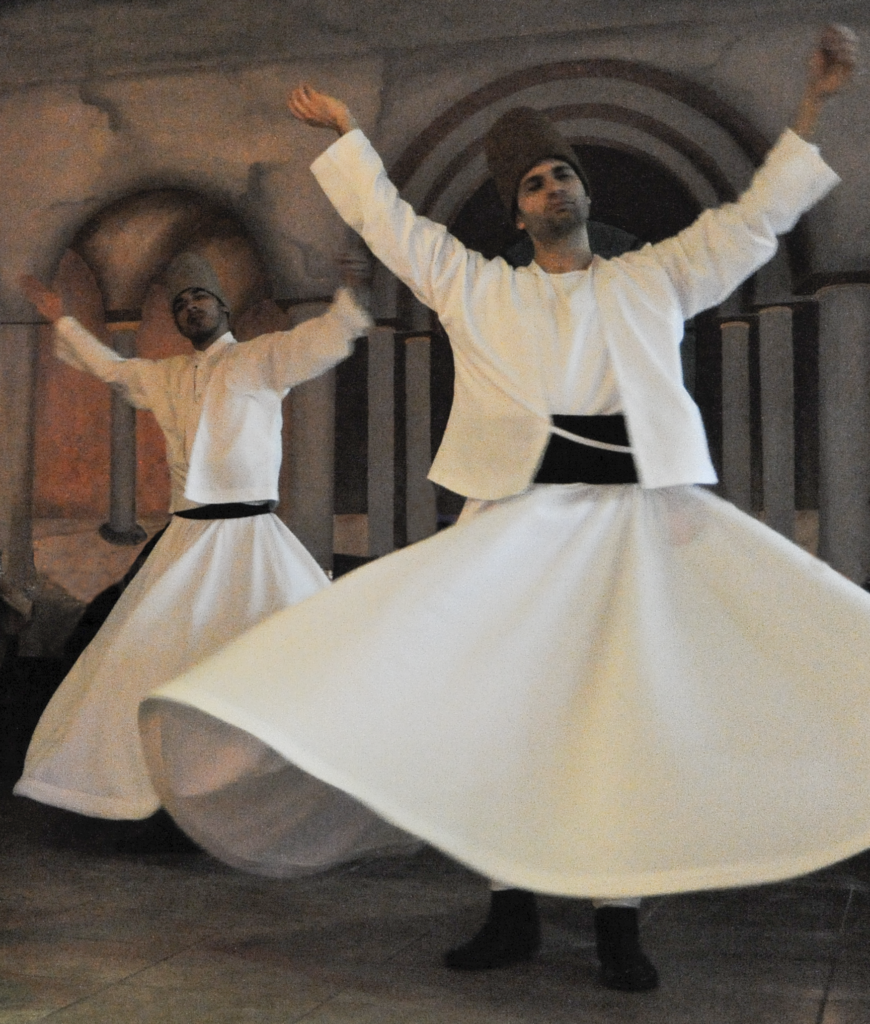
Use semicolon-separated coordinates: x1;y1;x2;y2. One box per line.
18;273;158;408
287;84;476;317
19;275;63;324
645;25;857;321
287;84;359;137
242;247;374;393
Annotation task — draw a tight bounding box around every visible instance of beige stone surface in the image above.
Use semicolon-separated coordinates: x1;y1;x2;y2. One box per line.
0;0;856;84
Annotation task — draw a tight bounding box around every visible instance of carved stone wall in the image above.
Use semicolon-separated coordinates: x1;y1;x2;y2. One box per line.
1;0;867;603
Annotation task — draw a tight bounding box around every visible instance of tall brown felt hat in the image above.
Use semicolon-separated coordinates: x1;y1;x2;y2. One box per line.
165;252;230;309
484;107;590;216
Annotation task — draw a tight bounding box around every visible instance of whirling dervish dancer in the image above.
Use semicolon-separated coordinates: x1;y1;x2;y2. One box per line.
141;26;870;991
17;252;415;872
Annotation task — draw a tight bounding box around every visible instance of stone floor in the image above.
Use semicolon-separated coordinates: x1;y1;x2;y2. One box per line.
3;779;870;1024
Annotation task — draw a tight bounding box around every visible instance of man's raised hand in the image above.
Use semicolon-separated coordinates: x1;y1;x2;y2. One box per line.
19;275;64;323
288;85;358;136
812;24;858;97
794;24;858;138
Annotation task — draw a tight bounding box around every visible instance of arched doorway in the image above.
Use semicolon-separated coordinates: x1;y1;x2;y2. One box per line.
30;189;271;633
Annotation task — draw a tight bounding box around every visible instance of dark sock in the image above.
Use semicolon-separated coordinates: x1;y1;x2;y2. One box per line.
594;906;659;992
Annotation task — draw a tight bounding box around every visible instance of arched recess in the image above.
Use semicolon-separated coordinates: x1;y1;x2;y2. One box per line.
70;189;269;320
33;188;271;524
386;58;809;317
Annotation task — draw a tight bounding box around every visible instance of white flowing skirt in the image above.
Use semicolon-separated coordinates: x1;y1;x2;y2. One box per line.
140;484;870;895
15;513;329;820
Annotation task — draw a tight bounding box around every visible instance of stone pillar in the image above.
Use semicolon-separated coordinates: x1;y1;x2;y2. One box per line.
404;333;437;544
99;322;146;545
720;319;752;513
282;370;336;573
758;305;795;540
367;325;395;557
815;284;870;582
0;322;39;614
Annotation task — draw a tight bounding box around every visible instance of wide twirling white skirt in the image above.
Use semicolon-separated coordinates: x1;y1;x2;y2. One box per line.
140;484;870;895
15;513;330;820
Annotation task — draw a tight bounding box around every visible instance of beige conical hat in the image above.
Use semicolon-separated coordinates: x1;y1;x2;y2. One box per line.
165;252;229;309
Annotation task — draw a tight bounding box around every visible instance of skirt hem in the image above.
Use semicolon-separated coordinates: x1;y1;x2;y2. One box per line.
142;693;870;898
12;778;158;820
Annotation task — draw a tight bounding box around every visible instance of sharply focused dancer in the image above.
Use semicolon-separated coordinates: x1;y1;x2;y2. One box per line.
141;26;870;992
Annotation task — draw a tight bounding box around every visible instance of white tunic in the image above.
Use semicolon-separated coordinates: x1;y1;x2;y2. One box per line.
139;131;870;894
50;286;368;509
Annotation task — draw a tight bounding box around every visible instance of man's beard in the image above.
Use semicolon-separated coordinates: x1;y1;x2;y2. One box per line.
177;310;221;344
182;323;218;345
536;205;587;243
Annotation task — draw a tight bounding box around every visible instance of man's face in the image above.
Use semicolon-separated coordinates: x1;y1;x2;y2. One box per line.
515;159;590;243
172;288;228;348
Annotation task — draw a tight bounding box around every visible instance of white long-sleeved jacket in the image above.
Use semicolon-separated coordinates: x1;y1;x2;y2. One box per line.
54;287;371;510
312;129;839;498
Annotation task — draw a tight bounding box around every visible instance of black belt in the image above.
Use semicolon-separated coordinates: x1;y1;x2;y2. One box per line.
534;415;638;485
174;503;273;520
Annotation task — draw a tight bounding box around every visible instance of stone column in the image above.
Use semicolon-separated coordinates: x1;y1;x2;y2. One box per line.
720;319;752;514
404;333;437;544
758;305;795;540
367;325;395;557
282;371;336;573
0;322;39;615
98;322;146;545
815;284;870;582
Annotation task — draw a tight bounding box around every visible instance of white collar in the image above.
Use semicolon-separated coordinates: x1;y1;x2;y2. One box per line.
193;332;236;362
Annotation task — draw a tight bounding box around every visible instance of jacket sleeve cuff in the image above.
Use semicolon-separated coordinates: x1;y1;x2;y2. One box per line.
742;129;841;235
330;285;374;335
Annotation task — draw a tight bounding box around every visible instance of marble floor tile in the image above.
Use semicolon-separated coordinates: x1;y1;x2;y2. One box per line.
29;982;327;1024
0;972;104;1019
3;785;870;1022
827;952;870;998
297;985;822;1024
821;999;870;1023
0;936;159;987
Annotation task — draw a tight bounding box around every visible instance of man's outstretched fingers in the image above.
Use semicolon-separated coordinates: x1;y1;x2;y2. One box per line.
19;274;63;322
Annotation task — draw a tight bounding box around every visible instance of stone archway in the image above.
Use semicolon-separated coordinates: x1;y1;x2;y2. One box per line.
69;189;268;321
388;58;808;309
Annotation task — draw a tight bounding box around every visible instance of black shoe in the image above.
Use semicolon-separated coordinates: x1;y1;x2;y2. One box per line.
444;889;541;970
594;906;659;992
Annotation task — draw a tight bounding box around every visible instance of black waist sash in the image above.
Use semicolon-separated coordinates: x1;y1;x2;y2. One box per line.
174;502;273;520
534;415;638;485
